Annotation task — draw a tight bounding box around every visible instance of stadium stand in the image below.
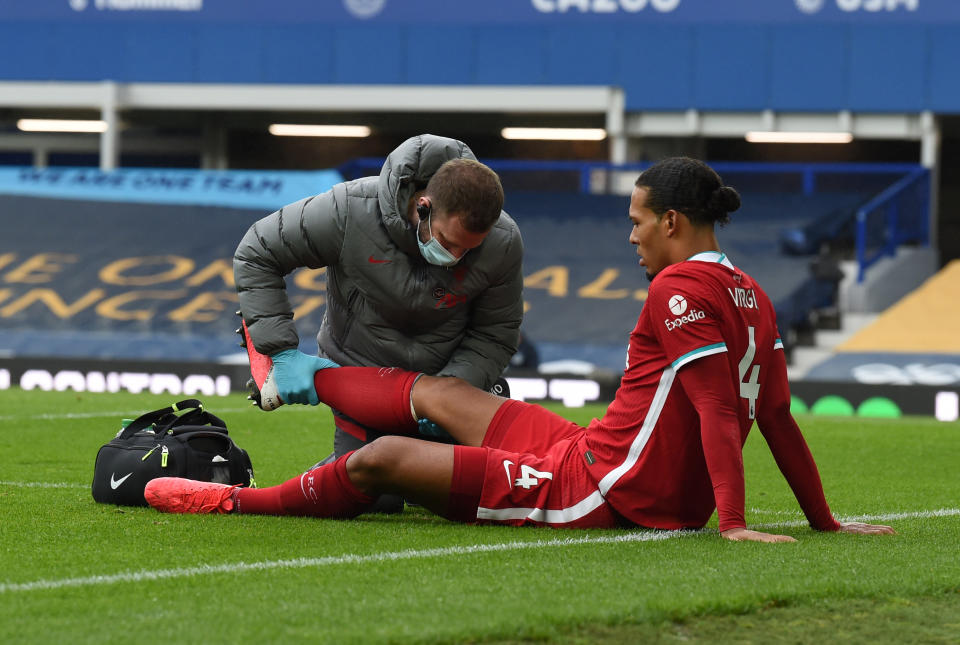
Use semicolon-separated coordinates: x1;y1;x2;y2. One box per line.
831;259;960;354
506;187;877;370
1;161;916;375
0;194;266;361
716;192;867;335
800;260;960;386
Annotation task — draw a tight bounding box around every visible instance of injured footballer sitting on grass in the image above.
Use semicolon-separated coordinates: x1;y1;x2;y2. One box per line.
144;157;895;543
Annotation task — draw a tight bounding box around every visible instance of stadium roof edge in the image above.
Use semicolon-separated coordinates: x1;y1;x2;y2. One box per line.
0;81;617;113
0;81;938;171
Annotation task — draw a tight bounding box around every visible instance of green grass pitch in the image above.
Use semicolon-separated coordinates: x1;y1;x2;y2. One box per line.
1;387;958;644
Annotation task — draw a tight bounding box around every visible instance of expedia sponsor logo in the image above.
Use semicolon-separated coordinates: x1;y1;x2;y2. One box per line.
668;294;687;315
664;308;705;331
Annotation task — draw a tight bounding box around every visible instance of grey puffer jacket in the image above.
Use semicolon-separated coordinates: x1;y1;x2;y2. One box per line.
234;135;524;390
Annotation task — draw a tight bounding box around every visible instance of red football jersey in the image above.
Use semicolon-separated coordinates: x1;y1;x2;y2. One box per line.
582;251;836;532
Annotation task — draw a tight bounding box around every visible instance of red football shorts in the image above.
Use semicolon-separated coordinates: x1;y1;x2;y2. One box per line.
470;399;626;528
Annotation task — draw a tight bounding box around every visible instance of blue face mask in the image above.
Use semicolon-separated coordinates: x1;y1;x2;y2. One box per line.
417;209;461;267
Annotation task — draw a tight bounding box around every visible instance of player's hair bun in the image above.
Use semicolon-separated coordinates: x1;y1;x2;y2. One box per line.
707;185;741;216
635;157;740;227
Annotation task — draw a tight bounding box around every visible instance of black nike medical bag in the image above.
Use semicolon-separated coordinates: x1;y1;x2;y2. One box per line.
92;399;255;506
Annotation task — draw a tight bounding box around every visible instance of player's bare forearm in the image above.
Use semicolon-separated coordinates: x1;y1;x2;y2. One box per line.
720;527;797;543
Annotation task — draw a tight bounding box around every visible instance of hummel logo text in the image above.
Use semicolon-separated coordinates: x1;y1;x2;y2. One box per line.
110;472;133;489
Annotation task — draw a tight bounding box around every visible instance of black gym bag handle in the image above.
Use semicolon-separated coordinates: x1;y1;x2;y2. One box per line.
118;399;204;440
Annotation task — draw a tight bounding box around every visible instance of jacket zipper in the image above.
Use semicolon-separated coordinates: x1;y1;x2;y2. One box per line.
340;289;360;342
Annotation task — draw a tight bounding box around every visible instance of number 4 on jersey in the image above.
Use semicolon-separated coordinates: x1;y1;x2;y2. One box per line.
739;326;761;419
502;460;554;490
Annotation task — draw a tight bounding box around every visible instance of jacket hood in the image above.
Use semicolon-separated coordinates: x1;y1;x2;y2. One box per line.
378;134;477;254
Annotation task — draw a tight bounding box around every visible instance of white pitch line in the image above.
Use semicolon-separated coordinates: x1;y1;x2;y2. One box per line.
2;507;958;595
0;481;86;489
0;531;687;594
0;408;247;422
0;409;147;421
0;406;316;422
756;508;960;529
748;508;804;516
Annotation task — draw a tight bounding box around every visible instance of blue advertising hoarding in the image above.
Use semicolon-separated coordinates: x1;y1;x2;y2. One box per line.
0;167;343;210
2;1;959;112
2;0;957;24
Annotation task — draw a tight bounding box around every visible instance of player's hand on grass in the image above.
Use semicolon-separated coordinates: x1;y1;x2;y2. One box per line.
720;528;797;543
270;349;339;405
837;521;896;535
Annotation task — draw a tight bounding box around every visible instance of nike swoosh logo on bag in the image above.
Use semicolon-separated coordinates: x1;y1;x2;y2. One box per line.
368;255;391;264
110;472;133;489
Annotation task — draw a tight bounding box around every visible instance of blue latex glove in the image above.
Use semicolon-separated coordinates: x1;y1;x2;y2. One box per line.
418;417;454;441
270;349;339;405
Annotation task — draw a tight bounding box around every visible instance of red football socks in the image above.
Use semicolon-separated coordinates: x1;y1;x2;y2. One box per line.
444;445;485;522
234;453;374;518
313;366;420;433
232;482;282;515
